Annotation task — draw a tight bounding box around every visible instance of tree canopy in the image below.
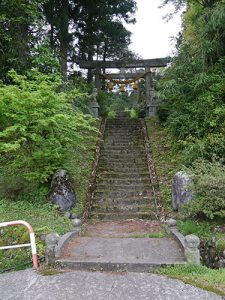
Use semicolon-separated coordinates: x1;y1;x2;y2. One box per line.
158;0;225;163
0;0;137;78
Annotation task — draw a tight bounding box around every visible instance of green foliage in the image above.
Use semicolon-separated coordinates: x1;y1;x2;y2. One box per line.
31;39;61;75
130;108;138;119
158;0;225;163
183;160;225;219
129;232;166;238
146;117;182;212
0;0;45;81
176;220;213;240
158;264;225;296
97;91;132;116
107;111;117;119
0;192;72;272
0;69;97;197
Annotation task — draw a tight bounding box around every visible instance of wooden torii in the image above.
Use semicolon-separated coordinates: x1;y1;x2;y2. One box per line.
77;57;170;116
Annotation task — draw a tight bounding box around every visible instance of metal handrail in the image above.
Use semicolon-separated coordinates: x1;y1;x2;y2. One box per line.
0;220;38;269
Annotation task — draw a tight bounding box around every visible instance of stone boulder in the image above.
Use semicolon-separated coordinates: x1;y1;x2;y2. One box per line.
49;169;76;211
172;171;193;210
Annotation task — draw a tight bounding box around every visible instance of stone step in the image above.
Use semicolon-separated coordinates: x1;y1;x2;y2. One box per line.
99;159;147;165
97;167;149;173
100;150;146;156
57;237;186;273
98;160;147;166
104;135;142;139
95;184;151;191
104;139;143;144
97;172;150;179
104;132;142;137
101;151;146;156
103;142;144;147
104;133;142;137
98;165;148;172
93;196;154;206
102;145;145;151
105;122;141;130
106;120;140;124
105;127;142;132
99;158;147;165
92;203;155;213
91;211;157;220
105;126;140;131
94;190;153;198
96;178;150;185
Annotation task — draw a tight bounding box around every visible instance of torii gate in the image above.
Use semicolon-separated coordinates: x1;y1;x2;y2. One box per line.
77;57;170;116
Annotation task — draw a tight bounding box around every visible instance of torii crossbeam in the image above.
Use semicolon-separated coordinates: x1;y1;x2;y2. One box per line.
77;57;170;69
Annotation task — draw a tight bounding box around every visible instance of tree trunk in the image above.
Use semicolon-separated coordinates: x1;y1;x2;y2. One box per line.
59;0;70;76
87;51;93;83
102;42;108;90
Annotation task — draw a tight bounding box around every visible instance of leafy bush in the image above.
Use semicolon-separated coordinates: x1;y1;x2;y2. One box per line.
0;192;72;272
97;91;132;116
176;220;212;240
0;69;97;197
183;159;225;219
107;111;116;119
130;108;138;119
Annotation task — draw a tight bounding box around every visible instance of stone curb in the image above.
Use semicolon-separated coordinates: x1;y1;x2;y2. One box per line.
56;260;185;273
166;219;200;265
55;231;78;258
168;227;186;250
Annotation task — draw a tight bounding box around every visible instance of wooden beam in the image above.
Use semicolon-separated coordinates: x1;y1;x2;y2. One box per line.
77;57;170;69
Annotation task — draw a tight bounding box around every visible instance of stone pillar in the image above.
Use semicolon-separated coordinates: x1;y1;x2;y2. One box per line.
95;68;102;91
145;68;156;116
184;234;201;264
45;233;60;264
72;218;82;236
91;102;100;117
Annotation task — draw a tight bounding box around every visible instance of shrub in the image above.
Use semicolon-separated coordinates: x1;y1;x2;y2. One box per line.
0;69;97;197
130;108;138;119
107;111;116;119
97;91;133;116
176;220;212;240
183;159;225;219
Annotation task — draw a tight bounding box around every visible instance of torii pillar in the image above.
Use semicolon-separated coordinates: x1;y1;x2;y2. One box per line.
145;68;156;116
94;68;102;90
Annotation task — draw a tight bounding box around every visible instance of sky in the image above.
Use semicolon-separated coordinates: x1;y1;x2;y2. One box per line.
125;0;183;59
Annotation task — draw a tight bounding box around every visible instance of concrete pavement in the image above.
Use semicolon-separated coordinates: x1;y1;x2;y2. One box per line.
0;269;222;300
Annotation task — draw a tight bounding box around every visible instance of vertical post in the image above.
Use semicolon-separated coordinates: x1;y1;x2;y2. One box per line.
145;68;156;116
95;68;102;91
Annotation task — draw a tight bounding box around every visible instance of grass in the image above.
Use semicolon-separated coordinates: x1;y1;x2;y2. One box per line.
157;264;225;296
176;219;213;241
129;232;167;238
0;195;72;272
146;117;183;215
0;120;101;272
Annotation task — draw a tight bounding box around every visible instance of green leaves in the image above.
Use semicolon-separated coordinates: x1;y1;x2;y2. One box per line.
0;69;97;194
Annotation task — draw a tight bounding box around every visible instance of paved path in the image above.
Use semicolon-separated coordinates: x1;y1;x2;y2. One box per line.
0;269;221;300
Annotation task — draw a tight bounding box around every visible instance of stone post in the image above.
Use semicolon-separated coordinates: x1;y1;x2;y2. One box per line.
72;218;82;236
95;68;102;91
91;102;100;117
184;234;201;264
145;68;156;116
45;233;60;264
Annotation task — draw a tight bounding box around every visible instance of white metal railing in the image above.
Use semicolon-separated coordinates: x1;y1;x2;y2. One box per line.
0;220;38;269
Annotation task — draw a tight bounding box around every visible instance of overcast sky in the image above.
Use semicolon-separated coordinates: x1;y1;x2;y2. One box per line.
125;0;183;59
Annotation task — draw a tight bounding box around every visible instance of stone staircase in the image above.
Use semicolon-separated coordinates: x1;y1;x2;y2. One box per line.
91;113;157;221
56;113;186;272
